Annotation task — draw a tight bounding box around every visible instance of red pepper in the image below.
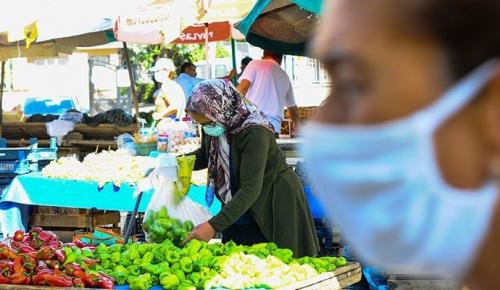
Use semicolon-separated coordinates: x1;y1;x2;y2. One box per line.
36;246;56;260
64;263;86;279
29;239;43;251
44;260;61;270
0;261;14;277
64;242;77;248
73;239;86;248
96;278;114;289
82;245;96;251
13;257;25;274
0;245;18;260
73;277;85;288
82;273;99;287
35;261;47;273
82;258;99;267
19;254;36;273
0;275;11;284
35;272;73;287
13;231;25;243
54;249;66;263
9;272;28;285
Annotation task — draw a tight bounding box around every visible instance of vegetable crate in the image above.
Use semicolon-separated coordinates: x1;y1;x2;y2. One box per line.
0;138;58;186
30;207;121;242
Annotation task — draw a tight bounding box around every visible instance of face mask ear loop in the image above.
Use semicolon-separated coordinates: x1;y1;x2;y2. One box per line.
417;60;499;132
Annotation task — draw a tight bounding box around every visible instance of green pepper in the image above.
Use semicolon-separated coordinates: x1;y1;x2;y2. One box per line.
153;248;166;264
128;265;141;276
101;259;112;270
266;242;278;251
125;246;140;261
200;256;216;268
335;256;347;267
160;274;179;289
173;269;185;282
64;252;78;265
166;251;180;264
112;265;129;285
177;281;196;290
208;243;224;256
129;273;152;290
170;262;180;273
71;246;82;256
119;258;132;267
157;206;169;219
272;248;294;264
151;274;159;286
127;275;138;285
63;246;72;256
133;258;142;266
183;220;194;232
151;222;167;236
142;263;157;274
80;247;93;258
143;211;155;232
188;272;201;287
141;252;154;264
110;252;121;263
154;262;170;276
179;257;193;274
137;244;151;257
96;243;108;256
156;218;174;230
185;239;202;256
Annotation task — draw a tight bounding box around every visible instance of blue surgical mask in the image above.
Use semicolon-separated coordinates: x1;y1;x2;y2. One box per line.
301;60;499;279
203;123;226;137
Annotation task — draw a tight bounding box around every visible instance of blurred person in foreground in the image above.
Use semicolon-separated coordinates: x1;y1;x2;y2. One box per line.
302;0;500;289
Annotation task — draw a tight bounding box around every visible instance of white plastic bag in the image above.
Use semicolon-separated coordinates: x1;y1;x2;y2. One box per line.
137;154;211;242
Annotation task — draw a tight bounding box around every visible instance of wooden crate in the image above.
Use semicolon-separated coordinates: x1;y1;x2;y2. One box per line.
30;208;120;229
32;206;89;215
284;262;362;290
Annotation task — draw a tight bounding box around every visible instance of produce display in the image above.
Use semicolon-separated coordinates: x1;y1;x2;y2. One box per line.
42;149;155;187
0;225;347;289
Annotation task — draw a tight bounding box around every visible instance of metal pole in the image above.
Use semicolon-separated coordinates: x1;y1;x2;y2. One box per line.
122;42;140;130
0;62;5;138
204;24;209;79
124;192;143;244
230;37;237;84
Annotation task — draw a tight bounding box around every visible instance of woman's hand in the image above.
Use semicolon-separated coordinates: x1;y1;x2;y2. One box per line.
185;222;216;243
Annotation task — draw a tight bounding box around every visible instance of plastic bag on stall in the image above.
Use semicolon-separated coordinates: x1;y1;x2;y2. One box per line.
136;155;211;243
175;155;196;198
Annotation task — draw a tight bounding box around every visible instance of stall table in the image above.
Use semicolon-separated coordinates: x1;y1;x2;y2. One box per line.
0;173;219;237
0;262;361;290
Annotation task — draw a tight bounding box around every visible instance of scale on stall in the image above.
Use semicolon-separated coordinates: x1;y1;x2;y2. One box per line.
0;138;58;186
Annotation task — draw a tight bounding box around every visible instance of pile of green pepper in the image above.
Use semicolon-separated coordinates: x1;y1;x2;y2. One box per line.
142;206;194;247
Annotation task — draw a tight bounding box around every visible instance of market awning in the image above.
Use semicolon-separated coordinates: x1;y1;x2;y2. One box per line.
235;0;322;56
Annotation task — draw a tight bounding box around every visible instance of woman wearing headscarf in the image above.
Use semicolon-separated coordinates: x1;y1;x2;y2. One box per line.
184;79;319;257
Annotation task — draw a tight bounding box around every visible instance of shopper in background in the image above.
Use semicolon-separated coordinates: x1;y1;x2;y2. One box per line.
175;62;204;101
302;0;500;288
176;61;238;100
240;56;253;75
184;79;319;257
238;50;301;136
152;58;186;120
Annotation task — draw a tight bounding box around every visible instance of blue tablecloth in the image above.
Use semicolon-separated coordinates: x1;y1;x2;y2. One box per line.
0;173;220;237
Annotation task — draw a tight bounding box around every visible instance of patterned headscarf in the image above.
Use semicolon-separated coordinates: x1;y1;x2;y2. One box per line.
186;79;274;206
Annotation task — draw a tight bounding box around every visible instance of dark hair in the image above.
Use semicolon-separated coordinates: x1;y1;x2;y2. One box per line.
413;0;500;79
180;62;195;73
241;56;253;66
263;50;283;64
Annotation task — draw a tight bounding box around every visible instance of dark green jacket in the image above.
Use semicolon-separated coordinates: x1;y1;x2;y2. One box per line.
192;126;319;257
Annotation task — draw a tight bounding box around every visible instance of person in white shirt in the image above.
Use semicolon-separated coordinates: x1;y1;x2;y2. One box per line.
152;58;186;120
237;50;301;135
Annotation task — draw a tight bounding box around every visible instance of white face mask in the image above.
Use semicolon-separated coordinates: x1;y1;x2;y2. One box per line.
301;60;499;279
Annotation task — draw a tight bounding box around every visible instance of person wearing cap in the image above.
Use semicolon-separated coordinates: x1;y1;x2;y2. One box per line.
152;58;186;120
